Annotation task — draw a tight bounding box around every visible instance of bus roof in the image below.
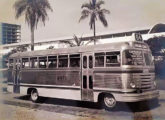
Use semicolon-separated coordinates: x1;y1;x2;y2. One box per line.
9;41;147;58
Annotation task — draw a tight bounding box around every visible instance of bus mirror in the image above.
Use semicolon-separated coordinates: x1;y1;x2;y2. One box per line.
152;56;155;61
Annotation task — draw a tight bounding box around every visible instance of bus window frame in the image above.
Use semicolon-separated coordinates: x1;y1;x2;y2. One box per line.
58;54;69;68
22;58;30;69
94;52;105;68
48;55;58;69
38;56;47;69
8;59;14;69
94;51;121;68
122;49;144;66
69;54;81;68
105;51;121;67
30;57;38;68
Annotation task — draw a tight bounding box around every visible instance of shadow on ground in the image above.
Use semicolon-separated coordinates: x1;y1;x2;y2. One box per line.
15;95;160;113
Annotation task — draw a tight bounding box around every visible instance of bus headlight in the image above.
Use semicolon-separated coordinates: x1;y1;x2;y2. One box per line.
154;81;157;87
130;82;136;88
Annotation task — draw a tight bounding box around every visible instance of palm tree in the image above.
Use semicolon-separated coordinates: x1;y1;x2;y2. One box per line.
60;34;92;47
5;45;29;59
79;0;110;44
14;0;53;51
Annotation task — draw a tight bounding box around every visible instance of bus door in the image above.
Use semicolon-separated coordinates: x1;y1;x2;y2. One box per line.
81;53;94;101
13;59;21;93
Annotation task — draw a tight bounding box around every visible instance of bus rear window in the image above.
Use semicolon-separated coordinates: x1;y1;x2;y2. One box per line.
123;50;143;65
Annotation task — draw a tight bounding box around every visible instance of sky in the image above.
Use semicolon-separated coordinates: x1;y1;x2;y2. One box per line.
0;0;165;43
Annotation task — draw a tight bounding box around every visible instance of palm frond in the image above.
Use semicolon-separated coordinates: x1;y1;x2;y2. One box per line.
81;3;92;9
100;8;110;14
79;9;90;22
98;12;108;27
96;0;105;8
59;40;76;47
14;0;27;18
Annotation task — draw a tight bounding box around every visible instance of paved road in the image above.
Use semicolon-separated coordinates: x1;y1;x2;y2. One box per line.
0;91;165;120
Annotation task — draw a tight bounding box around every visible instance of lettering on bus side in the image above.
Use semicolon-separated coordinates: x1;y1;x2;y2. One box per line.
57;76;66;81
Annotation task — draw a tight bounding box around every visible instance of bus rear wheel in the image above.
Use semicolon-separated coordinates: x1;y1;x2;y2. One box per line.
102;94;116;110
30;89;39;103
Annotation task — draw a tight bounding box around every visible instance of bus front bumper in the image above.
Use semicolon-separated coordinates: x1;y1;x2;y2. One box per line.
113;90;159;102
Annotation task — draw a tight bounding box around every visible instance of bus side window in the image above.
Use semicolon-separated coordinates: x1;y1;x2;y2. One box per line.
83;56;87;68
106;52;120;67
89;56;93;68
30;57;38;68
39;57;47;68
70;54;80;67
95;52;105;67
58;55;68;68
22;58;29;68
48;56;57;68
9;59;14;69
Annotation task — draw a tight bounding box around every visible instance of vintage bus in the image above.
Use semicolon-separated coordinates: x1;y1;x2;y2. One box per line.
7;33;159;110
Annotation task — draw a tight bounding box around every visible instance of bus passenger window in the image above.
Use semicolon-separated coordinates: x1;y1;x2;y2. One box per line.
48;56;57;68
58;55;68;68
22;58;29;68
89;56;93;68
39;57;47;68
106;52;120;67
30;57;38;68
70;54;80;67
83;56;87;68
95;53;105;67
9;59;14;69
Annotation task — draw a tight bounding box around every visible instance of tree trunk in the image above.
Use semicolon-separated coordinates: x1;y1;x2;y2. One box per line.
31;28;34;51
93;20;96;45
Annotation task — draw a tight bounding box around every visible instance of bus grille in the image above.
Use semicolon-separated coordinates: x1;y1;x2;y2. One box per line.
133;73;155;92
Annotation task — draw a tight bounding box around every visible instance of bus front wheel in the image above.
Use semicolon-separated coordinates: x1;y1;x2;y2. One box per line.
102;94;116;110
30;89;39;103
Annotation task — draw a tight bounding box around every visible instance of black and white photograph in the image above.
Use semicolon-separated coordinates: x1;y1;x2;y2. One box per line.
0;0;165;120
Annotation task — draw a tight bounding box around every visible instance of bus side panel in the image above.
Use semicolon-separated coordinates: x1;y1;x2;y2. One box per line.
93;72;122;89
21;69;81;86
37;88;81;100
20;69;81;100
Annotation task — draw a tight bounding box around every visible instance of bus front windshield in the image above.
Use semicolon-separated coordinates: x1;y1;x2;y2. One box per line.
123;50;154;66
123;50;143;66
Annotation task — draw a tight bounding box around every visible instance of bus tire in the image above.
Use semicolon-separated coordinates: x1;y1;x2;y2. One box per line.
102;94;116;110
30;89;39;103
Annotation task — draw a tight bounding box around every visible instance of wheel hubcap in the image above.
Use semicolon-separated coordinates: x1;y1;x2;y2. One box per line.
104;96;116;108
31;91;38;101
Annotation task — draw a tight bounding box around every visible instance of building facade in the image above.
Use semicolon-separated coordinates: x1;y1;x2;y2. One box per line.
0;23;21;45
